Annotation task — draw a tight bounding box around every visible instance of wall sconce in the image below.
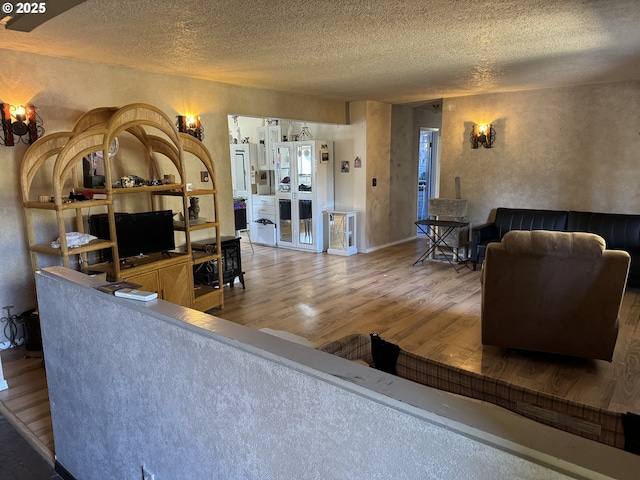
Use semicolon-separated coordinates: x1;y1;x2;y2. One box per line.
470;124;495;149
176;115;204;141
1;103;44;146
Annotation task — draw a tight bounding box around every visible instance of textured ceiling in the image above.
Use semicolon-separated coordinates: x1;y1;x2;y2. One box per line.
2;0;640;105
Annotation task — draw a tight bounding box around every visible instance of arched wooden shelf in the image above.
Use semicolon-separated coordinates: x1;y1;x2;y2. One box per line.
20;103;224;310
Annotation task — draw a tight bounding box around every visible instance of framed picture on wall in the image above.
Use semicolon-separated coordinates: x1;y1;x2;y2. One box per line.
320;143;330;164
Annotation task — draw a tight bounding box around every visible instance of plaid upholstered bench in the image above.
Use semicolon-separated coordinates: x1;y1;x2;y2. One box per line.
321;333;640;455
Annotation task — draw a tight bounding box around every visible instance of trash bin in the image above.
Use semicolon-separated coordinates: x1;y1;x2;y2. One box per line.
234;202;247;231
19;309;42;351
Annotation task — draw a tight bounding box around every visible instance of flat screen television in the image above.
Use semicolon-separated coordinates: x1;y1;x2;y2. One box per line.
90;210;175;260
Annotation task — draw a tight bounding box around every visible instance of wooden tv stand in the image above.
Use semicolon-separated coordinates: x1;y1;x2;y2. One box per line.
117;252;192;308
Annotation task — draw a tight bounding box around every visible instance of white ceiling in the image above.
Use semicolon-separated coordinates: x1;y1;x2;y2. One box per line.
2;0;640;105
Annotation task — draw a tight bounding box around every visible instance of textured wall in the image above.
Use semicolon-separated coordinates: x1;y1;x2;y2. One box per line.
0;48;346;338
440;81;640;227
328;103;368;252
35;267;602;480
365;102;393;249
389;105;417;241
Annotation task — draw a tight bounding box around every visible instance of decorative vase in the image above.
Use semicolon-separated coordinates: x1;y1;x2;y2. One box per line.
287;121;294;141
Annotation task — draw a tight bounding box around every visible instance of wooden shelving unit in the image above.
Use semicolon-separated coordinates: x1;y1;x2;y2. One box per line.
20;103;224;310
176;133;223;311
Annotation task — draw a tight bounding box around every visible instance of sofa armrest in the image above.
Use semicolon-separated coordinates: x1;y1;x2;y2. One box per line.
470;223;499;264
472;223;498;244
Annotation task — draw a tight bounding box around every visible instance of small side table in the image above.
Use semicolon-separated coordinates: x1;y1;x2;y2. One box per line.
414;219;470;272
326;210;357;256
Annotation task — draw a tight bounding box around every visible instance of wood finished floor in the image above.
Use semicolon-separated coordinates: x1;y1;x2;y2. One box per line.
0;351;53;465
1;237;640;463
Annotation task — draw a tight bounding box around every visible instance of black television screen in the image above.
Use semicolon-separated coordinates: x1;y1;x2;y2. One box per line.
90;210;175;260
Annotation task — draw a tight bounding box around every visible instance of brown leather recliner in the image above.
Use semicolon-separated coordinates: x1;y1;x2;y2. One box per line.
481;230;630;361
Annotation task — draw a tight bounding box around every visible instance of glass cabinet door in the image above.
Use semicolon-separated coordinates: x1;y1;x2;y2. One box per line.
256;127;267;170
296;143;313;194
298;199;313;246
276;145;292;193
278;199;292;243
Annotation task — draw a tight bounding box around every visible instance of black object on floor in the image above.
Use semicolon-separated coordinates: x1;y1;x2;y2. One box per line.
0;413;61;480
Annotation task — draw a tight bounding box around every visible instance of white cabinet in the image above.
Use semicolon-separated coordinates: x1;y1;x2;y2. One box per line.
250;195;277;246
327;210;357;256
252;195;277;224
274;140;333;252
230;144;257;198
256;125;281;170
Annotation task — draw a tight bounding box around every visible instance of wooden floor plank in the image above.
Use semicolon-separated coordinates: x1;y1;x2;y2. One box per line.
1;237;639;463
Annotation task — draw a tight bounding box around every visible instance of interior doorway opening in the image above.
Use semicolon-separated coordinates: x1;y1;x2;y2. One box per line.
417;128;439;235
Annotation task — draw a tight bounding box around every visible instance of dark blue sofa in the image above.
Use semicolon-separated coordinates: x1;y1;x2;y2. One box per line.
471;207;640;287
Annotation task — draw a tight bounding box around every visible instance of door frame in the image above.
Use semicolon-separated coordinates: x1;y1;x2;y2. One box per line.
417;127;440;229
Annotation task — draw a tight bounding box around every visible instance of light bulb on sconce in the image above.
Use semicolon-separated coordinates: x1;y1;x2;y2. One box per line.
14;105;26;120
470;123;495;149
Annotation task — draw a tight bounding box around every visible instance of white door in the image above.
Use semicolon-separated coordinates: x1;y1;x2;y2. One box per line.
417;128;439;234
231;146;250;197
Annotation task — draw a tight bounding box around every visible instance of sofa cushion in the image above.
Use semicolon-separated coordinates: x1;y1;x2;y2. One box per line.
494;208;569;238
567;211;640;251
502;230;605;257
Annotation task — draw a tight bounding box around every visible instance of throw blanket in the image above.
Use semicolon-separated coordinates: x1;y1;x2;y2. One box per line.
321;333;640;455
51;232;97;249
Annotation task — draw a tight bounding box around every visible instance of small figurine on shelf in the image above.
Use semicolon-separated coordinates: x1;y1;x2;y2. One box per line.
188;197;200;220
232;115;241;144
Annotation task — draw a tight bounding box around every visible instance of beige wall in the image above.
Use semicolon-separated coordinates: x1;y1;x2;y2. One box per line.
365;102;393;249
0;48;346;326
439;81;640;227
389;105;416;242
333;101;368;252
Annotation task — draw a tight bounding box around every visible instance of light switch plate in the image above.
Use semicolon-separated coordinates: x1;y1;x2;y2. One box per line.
142;466;155;480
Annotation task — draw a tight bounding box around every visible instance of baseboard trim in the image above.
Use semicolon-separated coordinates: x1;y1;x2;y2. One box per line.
55;460;77;480
365;236;416;253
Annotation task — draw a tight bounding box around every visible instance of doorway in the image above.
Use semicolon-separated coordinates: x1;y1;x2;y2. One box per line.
417;128;439;235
